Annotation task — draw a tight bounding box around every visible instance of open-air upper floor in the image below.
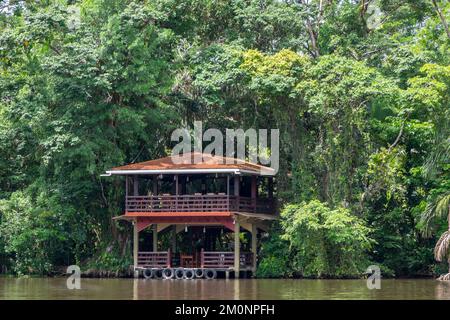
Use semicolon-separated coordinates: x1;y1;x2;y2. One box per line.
105;152;277;216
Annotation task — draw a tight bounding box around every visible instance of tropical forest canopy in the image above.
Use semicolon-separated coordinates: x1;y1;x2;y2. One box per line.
0;0;449;277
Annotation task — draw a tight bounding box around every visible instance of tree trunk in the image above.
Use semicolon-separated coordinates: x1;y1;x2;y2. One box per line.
432;0;450;39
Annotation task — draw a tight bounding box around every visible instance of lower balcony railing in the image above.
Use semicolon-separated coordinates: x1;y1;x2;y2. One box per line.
201;251;253;269
126;195;274;214
138;251;172;268
137;250;253;269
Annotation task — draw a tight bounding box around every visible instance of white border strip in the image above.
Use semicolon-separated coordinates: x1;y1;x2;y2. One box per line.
103;168;275;176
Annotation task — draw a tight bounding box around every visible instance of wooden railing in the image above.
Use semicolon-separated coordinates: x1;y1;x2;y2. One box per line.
228;196;273;213
126;195;274;214
200;250;253;269
137;251;171;268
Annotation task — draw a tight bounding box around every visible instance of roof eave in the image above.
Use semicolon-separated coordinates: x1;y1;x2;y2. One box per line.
103;168;275;176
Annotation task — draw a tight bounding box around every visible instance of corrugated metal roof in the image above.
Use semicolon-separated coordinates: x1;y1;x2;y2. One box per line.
107;152;274;176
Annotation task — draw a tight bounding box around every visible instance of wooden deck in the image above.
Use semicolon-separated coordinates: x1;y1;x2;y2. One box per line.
137;250;253;270
126;195;274;214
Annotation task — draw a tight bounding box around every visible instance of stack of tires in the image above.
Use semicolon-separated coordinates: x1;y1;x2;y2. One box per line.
142;268;218;280
142;268;164;279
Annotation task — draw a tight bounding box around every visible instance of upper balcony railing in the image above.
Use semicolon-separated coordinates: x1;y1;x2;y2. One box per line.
126;195;274;214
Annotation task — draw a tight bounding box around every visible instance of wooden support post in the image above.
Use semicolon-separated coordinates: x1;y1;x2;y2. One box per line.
153;224;158;252
171;225;176;253
133;220;139;277
251;176;257;212
234;221;240;278
180;176;186;195
234;176;240;211
268;177;273;199
125;176;129;210
133;175;139;196
167;248;172;268
234;176;240;196
153;176;158;195
201;248;204;268
202;177;206;194
251;224;257;273
226;175;230;210
251;176;257;198
175;175;179;211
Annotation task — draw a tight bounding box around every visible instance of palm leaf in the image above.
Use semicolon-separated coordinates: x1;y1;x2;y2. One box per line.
434;231;450;262
435;193;450;219
421;192;450;237
439;273;450;281
424;133;449;179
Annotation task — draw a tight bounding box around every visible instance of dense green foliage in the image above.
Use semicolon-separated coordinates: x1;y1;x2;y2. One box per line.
0;0;449;277
257;200;373;278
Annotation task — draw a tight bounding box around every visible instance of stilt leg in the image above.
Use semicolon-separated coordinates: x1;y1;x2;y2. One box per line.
153;224;158;252
133;220;139;278
234;221;240;278
251;224;257;274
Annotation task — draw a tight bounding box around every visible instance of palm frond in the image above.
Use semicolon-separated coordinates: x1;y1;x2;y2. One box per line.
421;201;438;236
421;192;450;237
444;273;450;280
438;273;450;281
434;231;450;262
424;133;449;178
435;193;450;219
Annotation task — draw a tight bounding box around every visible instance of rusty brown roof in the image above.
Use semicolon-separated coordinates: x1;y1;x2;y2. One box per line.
107;152;274;175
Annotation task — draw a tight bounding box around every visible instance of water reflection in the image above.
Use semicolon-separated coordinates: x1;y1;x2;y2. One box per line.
0;277;449;300
435;281;450;300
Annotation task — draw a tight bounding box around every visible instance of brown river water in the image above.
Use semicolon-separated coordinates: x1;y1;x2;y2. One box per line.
1;277;449;300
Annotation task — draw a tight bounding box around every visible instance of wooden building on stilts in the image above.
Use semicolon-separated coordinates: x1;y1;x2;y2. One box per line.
103;152;277;279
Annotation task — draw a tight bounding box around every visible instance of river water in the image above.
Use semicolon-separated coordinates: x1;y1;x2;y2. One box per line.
0;277;449;300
